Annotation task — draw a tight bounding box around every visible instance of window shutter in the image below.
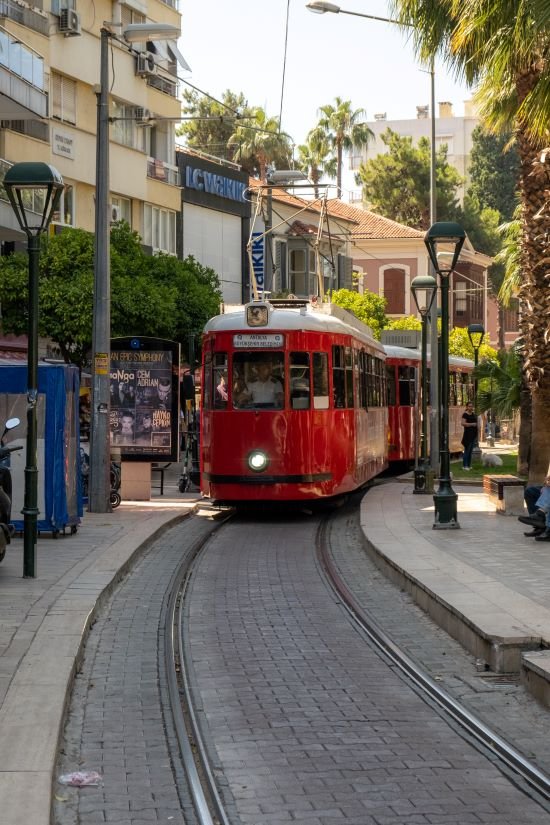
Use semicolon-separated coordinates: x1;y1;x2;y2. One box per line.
337;254;353;290
52;72;62;120
275;241;287;292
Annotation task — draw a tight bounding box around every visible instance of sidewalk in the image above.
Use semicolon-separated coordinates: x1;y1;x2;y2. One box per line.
361;480;550;700
0;473;201;825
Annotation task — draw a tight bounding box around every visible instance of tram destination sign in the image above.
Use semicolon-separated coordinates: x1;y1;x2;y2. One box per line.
233;333;284;348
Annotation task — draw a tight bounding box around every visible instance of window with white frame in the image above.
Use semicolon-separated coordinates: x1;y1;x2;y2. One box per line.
51;73;76;124
143;203;176;255
111;195;131;225
111;100;144;151
455;280;467;315
51;185;74;226
119;3;146;26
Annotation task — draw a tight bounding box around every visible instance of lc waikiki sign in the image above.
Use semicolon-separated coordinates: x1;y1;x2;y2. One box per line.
178;151;250;219
251;231;264;297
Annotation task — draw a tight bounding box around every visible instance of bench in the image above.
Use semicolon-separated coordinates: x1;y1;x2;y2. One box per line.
483;474;525;515
151;463;171;495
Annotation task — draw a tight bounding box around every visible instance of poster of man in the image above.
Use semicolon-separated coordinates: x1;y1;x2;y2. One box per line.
109;340;180;461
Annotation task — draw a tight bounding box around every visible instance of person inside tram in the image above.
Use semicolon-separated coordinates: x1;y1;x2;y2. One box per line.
235;359;284;408
214;372;228;407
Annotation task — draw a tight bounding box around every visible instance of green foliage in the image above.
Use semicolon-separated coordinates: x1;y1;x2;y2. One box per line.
495;209;522;306
467;126;519;222
384;315;421;331
0;222;221;369
448;326;497;361
474;346;522;418
355;129;462;229
331;288;388;339
315;97;373;194
228;107;293;181
177;88;251;167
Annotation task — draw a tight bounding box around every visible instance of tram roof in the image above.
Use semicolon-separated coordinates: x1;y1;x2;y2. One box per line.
384;344;474;369
205;301;385;352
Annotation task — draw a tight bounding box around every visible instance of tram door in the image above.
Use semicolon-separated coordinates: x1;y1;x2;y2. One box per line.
309;351;332;485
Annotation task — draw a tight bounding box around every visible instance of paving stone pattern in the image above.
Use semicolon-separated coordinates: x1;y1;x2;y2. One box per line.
186;516;550;824
327;495;550;780
53;515;216;825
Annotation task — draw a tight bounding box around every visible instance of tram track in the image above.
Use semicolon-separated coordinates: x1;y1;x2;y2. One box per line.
316;505;550;812
164;510;234;825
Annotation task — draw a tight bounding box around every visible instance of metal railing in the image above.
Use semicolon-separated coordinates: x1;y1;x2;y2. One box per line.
147;157;180;186
0;0;48;34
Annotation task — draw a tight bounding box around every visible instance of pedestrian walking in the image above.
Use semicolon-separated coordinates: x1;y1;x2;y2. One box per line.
461;401;478;470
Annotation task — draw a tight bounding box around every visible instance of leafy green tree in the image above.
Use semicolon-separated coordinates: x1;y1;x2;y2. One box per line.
316;97;373;197
448;326;497;361
467;126;520;222
331;288;388;339
0;223;221;369
228;107;292;181
385;315;421;331
355;129;462;230
474;347;521;420
177;88;250;166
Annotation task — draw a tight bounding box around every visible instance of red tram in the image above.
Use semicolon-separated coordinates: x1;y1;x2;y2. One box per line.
200;299;388;505
384;344;474;463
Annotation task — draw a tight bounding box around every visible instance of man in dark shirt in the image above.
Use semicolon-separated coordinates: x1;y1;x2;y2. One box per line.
461;402;478;470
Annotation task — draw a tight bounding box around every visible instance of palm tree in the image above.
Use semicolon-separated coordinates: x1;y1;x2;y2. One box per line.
228;107;292;182
296;127;337;198
315;97;373;198
389;0;550;480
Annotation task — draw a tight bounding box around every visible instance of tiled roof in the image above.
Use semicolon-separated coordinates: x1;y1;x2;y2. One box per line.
326;200;424;239
248;177;424;241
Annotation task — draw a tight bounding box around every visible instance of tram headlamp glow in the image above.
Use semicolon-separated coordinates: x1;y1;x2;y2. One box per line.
248;450;269;472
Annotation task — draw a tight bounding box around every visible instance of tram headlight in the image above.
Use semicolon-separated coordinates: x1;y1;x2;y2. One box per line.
248;450;269;472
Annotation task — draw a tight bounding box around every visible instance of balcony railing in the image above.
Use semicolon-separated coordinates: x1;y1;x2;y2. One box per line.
147;157;180;186
147;73;178;98
0;0;48;35
1;118;49;141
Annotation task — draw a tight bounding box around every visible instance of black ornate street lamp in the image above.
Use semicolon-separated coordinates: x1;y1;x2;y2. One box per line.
3;161;64;577
424;221;466;529
411;274;437;493
467;322;485;459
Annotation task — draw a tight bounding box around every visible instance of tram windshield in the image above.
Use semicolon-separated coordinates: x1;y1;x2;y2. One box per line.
233;352;285;409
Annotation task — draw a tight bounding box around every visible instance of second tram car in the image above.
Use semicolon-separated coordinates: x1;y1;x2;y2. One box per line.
384;344;474;463
200;299;388;505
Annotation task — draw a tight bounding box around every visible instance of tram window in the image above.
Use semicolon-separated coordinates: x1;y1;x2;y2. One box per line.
232;351;285;409
398;366;416;406
345;347;354;408
203;354;212;410
332;345;345;408
359;350;368;408
290;352;310;410
386;365;396;406
212;353;228;409
313;352;329;409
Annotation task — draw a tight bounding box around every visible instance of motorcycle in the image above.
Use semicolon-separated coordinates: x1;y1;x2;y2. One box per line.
0;417;22;562
80;448;121;509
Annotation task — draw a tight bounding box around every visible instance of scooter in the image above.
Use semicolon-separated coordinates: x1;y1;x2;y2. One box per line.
79;448;121;509
0;417;22;562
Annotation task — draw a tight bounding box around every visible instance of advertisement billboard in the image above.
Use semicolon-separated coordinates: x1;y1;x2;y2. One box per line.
110;337;180;462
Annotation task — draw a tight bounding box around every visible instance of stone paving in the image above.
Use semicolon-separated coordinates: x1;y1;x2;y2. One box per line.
182;516;550;824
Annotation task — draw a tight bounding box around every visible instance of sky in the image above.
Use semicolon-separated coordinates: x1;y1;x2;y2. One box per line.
180;0;473;193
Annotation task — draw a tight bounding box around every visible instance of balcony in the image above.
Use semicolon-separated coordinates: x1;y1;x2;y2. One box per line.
0;27;47;119
147;157;180;186
0;0;48;35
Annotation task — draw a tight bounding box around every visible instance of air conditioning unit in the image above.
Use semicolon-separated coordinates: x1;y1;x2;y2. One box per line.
109;204;121;224
134;107;153;126
59;8;81;36
136;52;157;77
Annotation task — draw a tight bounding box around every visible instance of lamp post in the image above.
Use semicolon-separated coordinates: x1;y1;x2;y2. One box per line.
424;222;466;529
3;161;64;577
467;322;484;460
88;22;180;513
411;274;437;493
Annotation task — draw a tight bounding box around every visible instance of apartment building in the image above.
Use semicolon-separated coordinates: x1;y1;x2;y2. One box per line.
348;100;479;205
0;0;182;255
